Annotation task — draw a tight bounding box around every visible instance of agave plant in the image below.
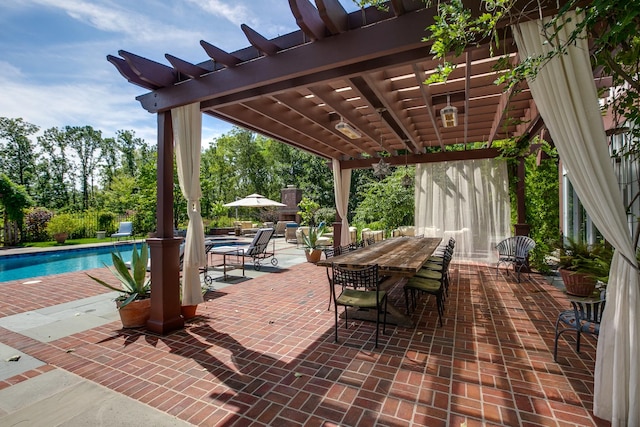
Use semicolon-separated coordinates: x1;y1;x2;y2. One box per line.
301;224;326;251
87;243;151;308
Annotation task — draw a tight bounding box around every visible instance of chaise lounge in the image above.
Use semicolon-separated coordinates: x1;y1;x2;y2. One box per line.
111;222;133;241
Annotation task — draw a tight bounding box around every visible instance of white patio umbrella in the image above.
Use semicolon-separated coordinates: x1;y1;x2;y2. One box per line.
224;194;286;208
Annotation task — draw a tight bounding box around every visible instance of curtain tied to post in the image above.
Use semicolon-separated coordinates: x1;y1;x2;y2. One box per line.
513;12;640;425
172;103;205;306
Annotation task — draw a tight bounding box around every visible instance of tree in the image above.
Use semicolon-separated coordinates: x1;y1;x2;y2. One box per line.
353;167;415;230
37;127;74;209
64;126;104;210
0;174;33;245
0;117;39;192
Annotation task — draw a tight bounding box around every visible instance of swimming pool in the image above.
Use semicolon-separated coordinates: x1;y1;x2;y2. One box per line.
0;238;243;283
0;244;136;283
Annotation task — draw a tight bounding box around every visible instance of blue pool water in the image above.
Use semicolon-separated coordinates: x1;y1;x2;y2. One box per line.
0;244;136;283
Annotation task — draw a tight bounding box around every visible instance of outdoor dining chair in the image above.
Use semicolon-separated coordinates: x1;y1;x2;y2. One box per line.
331;263;387;347
553;297;605;362
323;245;343;311
496;235;536;282
403;247;453;327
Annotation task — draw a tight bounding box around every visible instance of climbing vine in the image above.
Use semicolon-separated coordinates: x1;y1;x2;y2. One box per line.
0;173;33;245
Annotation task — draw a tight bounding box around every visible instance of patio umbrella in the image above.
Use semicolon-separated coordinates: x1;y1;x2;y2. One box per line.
224;193;286;208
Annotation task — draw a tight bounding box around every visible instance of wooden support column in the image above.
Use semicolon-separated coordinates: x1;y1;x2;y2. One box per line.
146;110;184;334
514;157;531;237
333;213;342;248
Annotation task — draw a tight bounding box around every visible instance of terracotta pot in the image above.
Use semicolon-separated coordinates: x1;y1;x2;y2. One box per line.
181;304;198;320
305;248;323;263
559;268;597;297
54;232;68;244
116;298;151;328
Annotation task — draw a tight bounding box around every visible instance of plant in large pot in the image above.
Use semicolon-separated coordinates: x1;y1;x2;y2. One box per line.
301;225;326;263
87;244;151;328
557;238;612;297
46;213;77;244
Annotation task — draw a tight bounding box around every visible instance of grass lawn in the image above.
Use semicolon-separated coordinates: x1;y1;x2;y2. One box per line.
21;236;144;248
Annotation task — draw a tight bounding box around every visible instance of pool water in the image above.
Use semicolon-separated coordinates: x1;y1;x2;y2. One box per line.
0;244;136;283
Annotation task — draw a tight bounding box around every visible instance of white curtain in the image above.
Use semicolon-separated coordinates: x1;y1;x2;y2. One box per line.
172;103;205;307
415;158;511;263
332;159;352;245
514;12;640;425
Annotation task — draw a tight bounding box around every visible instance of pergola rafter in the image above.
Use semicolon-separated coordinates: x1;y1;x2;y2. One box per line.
108;0;596;335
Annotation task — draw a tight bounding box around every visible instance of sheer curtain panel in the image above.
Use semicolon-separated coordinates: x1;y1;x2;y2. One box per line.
172;103;206;307
332;159;352;245
415;158;511;263
514;12;639;425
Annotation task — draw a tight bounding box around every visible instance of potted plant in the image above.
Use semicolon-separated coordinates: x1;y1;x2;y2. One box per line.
557;238;612;297
87;244;151;328
181;284;209;320
46;213;77;244
301;225;325;263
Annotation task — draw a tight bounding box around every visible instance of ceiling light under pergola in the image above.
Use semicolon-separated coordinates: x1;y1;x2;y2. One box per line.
335;119;361;139
441;94;458;128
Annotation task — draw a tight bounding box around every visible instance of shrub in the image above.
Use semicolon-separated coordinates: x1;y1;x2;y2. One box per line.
314;207;336;225
25;207;53;242
98;211;116;234
46;213;79;238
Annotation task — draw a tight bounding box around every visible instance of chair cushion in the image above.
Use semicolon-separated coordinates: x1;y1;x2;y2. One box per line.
558;309;601;334
336;289;385;308
415;269;442;280
406;277;441;292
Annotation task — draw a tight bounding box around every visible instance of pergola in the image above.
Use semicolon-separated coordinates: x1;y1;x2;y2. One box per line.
108;0;567;333
109;3;640;423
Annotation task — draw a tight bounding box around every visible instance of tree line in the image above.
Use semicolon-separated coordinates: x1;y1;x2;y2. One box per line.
0;117;388;244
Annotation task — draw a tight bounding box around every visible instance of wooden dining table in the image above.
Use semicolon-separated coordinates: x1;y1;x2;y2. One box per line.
317;236;442;327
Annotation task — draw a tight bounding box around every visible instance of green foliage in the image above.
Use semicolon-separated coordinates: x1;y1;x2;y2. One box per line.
352;0;388;10
25;207;53;242
315;207;336;225
297;197;320;226
86;243;151;308
300;225;326;250
558;237;613;282
423;0;507;83
0;117;39;191
353;167;415;231
0;173;33;244
98;211;116;234
524;145;560;272
46;213;78;237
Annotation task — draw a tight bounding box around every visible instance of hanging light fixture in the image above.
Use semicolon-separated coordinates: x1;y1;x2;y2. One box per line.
440;94;458;128
401;150;412;188
335;118;361;139
372;136;391;178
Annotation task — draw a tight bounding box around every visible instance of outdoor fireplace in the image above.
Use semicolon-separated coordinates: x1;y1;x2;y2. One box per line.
279;185;301;223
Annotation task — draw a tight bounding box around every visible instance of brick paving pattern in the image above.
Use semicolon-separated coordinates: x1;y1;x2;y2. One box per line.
0;262;611;426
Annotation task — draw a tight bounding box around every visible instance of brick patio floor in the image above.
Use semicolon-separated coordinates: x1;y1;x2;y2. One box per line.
0;261;611;426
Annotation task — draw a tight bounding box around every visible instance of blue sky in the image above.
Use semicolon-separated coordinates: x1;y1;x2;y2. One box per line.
0;0;361;146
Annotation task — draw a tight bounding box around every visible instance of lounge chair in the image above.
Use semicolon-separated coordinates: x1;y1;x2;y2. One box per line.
111;222;133;241
209;228;278;279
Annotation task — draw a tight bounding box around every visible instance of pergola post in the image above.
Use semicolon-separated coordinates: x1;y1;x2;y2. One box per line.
333;213;342;248
514;156;531;236
146;111;184;334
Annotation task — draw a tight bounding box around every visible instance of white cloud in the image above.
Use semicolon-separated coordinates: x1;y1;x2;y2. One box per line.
0;61;24;79
0;71;158;144
186;0;253;27
24;0;201;44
